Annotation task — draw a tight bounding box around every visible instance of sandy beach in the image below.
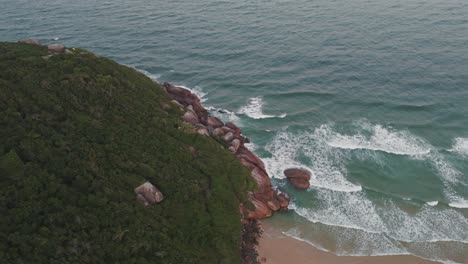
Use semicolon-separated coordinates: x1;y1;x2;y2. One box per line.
257;221;441;264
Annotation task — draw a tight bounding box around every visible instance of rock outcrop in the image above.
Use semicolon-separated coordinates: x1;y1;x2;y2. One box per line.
135;181;164;206
284;168;311;190
18;38;41;45
48;44;65;54
163;83;290;219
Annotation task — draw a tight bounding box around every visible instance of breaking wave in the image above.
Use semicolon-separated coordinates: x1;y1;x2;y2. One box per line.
238;97;287;119
325;122;431;156
449;137;468;158
263;126;362;192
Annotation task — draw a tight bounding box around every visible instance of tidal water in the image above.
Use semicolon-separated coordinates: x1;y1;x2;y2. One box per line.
1;0;468;263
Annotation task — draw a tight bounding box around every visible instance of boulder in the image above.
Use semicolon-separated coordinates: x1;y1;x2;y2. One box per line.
223;132;234;142
237;146;266;171
48;44;65;54
226;122;241;135
163;82;191;98
18;38;41;45
277;192;290;209
197;127;209;136
231;139;241;153
266;198;281;211
171;100;184;109
221;126;233;134
134;182;164;206
225;122;238;130
182;111;199;125
207;116;224;128
186;105;196;114
284;168;311;190
228;146;236;153
212;127;225;137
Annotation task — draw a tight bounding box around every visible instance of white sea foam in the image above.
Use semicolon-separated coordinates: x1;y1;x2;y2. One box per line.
325;123;430;156
133;67;161;82
449;137;468;157
238;96;287;119
426;152;463;185
283;229;463;264
175;84;208;102
206;106;241;123
448;199;468;209
263;127;362;192
317;121;465;196
282;228;332;253
291;189;468;244
243;142;259;152
262;120;467;263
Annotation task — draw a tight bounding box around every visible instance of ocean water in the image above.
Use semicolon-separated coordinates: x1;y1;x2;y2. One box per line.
1;0;468;263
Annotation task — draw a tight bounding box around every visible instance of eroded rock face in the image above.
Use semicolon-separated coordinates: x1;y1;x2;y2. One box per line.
284;168;311;190
250;167;271;192
245;195;272;219
135;182;164;206
48;44;65;54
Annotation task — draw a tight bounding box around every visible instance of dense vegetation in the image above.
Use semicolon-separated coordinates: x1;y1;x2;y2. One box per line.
0;42;254;263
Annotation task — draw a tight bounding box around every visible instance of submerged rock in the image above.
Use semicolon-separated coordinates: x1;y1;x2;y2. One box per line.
134;182;164;206
284;168;311;190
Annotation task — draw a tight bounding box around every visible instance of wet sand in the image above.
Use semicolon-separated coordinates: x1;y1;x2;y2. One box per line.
257;221;441;264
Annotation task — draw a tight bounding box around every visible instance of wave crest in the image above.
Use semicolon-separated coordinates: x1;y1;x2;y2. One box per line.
238;97;287;119
325;122;431;156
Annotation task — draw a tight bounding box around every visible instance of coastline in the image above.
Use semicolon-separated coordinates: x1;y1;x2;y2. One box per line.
257;220;442;264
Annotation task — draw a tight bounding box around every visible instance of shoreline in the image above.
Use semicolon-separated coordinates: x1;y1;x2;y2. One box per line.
257;220;442;264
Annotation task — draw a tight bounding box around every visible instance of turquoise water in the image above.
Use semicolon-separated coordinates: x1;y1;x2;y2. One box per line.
2;0;468;263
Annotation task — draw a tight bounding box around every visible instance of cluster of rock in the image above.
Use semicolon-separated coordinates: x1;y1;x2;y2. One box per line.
284;168;311;190
18;38;71;54
163;82;291;219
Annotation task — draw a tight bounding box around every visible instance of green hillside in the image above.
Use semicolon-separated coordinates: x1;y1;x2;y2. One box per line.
0;42;254;263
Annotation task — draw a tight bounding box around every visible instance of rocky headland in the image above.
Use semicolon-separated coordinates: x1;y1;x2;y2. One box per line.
162;82;291;220
0;40;315;264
